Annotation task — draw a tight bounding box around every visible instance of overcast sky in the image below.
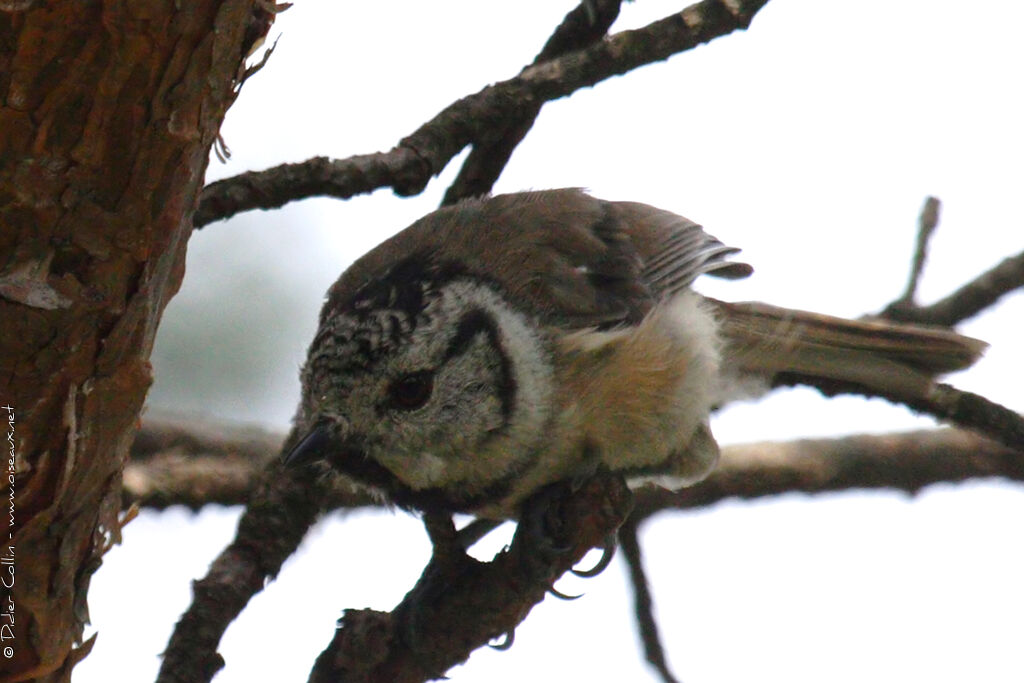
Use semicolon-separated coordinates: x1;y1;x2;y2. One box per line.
77;1;1023;682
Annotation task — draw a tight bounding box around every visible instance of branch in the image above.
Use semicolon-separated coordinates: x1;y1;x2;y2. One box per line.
889;196;941;309
126;418;1024;524
440;0;623;206
193;0;770;227
156;462;331;683
906;383;1024;450
770;373;1024;453
145;421;1021;681
125;413;374;510
880;195;1024;326
618;518;680;683
632;428;1023;520
882;248;1024;326
127;357;1024;517
307;475;633;683
126;413;280;508
145;422;1020;681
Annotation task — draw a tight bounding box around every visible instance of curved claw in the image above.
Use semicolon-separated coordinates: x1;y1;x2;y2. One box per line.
488;629;516;651
547;585;583;601
571;534;617;578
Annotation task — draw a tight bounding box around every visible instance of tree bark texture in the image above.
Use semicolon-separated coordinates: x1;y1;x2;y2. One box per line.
0;2;270;681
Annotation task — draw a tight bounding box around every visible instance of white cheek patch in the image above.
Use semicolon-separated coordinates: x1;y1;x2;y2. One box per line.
441;280;555;455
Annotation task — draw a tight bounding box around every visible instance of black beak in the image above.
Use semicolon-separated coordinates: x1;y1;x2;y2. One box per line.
282;423;333;468
281;423;391;494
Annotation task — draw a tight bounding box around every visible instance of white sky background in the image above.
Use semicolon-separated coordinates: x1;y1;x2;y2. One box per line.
76;1;1023;682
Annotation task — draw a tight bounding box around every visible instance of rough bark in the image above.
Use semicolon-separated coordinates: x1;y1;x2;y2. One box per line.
0;2;271;681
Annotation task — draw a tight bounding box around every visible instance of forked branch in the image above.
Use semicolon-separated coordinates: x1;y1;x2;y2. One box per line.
193;0;770;227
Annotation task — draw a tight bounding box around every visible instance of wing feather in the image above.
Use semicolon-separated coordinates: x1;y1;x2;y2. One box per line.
609;201;752;299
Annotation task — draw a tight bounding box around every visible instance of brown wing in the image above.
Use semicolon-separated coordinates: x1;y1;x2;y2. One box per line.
608;200;752;299
326;189;749;330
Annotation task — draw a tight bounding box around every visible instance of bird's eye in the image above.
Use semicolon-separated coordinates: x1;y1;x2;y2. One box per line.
388;371;434;410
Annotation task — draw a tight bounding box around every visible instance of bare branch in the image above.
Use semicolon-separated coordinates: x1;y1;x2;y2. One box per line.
619;518;680;683
441;0;623;206
126;414;375;510
307;474;633;683
879;195;1024;326
882;248;1024;326
156;462;331;683
907;383;1024;450
890;196;942;309
193;0;771;227
127;413;277;507
771;373;1024;452
128;415;1022;514
145;420;1020;682
633;429;1023;520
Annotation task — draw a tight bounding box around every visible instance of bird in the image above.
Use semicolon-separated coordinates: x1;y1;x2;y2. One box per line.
283;189;985;521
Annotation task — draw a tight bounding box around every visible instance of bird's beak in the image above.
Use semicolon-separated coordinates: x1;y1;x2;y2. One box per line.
282;422;333;468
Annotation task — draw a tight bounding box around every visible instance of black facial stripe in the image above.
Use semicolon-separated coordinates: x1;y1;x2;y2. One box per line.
327;442;402;492
443;308;492;360
443;308;516;420
327;439;520;514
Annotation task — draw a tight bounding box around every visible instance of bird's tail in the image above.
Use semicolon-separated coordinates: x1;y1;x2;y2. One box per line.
710;299;987;402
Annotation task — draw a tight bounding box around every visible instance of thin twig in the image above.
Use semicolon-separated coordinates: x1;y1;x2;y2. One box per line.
891;196;942;308
879;196;1024;326
193;0;770;227
882;248;1024;326
909;383;1024;450
619;518;681;683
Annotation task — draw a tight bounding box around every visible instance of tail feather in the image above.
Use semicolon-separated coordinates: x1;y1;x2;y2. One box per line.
710;300;987;402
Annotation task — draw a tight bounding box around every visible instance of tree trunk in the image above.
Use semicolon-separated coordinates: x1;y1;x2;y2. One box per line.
0;1;269;680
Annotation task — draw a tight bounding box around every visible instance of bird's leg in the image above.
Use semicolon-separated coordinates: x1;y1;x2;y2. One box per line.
516;478;578;573
514;462;629;581
563;449;619;578
521;444;619;581
516;479;621;605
